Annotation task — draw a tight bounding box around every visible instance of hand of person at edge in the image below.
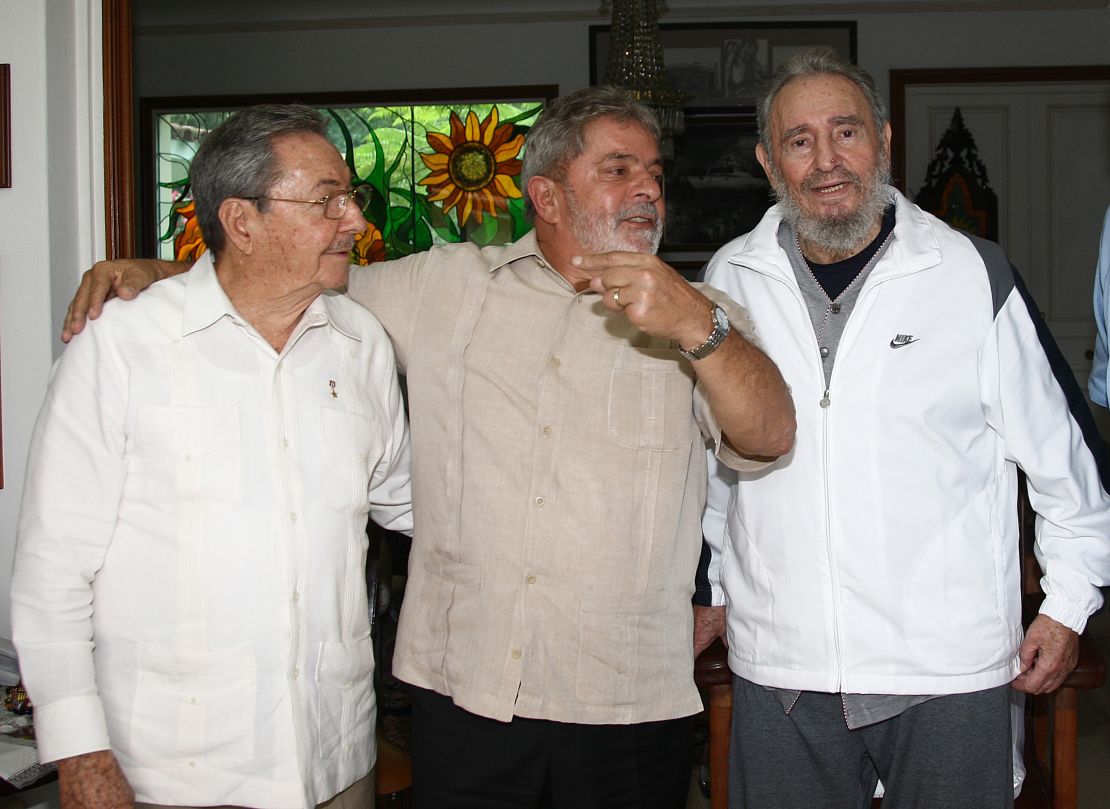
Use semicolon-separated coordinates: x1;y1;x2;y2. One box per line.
693;605;728;658
63;258;183;342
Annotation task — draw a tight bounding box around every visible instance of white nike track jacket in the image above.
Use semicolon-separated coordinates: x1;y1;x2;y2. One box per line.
701;188;1110;695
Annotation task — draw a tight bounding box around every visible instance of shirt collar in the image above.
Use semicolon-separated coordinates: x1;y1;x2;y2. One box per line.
181;252;235;337
484;230;551;273
181;252;361;343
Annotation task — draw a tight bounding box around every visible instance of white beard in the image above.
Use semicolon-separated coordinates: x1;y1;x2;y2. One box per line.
770;156;892;258
565;193;663;255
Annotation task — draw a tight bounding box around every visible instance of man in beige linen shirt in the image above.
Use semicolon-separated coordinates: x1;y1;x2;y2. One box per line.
64;88;795;808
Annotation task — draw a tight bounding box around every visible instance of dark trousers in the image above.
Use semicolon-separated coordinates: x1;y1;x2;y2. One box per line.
728;677;1013;809
409;686;694;809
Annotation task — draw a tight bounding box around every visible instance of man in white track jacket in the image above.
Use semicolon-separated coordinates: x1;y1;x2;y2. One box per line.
699;48;1110;809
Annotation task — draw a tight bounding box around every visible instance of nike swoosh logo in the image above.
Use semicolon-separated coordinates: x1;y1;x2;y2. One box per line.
889;338;919;349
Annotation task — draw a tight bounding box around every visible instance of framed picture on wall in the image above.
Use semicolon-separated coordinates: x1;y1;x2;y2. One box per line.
589;21;857;112
0;64;8;486
663;115;771;252
0;63;10;189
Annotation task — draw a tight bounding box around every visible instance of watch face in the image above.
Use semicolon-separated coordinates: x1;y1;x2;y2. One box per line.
714;305;729;329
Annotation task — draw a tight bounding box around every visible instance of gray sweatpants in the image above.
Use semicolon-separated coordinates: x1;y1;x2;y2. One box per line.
728;677;1012;809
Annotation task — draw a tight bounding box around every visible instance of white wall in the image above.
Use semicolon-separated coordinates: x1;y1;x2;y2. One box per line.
0;1;101;805
132;19;588;99
0;1;57;652
0;0;103;640
131;8;1110;103
855;9;1109;102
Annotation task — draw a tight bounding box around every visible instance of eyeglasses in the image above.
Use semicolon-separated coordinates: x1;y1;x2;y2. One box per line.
243;185;372;220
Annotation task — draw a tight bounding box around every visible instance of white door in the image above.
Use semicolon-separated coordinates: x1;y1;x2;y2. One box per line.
901;78;1110;437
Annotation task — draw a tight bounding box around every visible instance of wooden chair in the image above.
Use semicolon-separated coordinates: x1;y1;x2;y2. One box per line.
375;730;413;808
1013;479;1107;809
1016;597;1107;809
693;638;732;809
693;481;1107;809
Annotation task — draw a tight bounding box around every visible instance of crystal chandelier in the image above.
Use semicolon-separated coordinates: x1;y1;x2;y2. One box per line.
601;0;685;158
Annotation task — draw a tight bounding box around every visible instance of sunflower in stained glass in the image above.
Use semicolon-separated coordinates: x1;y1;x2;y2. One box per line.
419;108;525;227
173;199;208;263
352;222;387;265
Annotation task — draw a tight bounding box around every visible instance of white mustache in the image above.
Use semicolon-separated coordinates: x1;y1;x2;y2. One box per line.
802;170;860;190
617;203;660;222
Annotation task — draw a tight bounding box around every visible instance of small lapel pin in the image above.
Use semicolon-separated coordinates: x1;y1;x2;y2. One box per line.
329;380;338;399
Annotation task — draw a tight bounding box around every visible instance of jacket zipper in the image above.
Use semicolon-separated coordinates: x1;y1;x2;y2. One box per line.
730;255;849;688
820;384;845;692
729;227;937;694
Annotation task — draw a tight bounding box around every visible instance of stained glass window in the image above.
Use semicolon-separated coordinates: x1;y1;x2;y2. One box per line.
146;91;551;264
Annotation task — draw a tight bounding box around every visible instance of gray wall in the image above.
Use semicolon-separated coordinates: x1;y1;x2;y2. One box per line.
132;8;1110;108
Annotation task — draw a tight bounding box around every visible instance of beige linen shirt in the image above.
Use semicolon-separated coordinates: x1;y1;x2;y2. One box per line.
348;231;756;724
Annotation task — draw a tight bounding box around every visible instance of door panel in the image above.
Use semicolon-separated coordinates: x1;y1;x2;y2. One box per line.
900;77;1110;436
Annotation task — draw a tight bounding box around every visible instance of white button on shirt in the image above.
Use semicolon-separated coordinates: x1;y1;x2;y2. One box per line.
11;254;413;809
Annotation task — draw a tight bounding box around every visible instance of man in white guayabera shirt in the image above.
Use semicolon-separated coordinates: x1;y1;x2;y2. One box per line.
12;105;412;809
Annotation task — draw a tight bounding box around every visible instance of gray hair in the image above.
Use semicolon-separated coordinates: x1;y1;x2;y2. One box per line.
756;48;888;159
190;104;328;255
521;86;661;218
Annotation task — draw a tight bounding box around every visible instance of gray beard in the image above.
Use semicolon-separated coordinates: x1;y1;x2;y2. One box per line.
565;192;663;255
770;160;892;258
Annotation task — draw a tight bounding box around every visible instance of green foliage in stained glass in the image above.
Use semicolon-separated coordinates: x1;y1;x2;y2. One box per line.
154;100;542;265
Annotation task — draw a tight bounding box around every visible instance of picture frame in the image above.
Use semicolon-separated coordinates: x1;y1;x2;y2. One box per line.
0;64;11;189
662;114;771;253
0;63;8;487
589;21;857;113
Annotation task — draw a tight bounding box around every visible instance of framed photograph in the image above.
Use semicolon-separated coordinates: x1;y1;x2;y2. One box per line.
663;115;771;252
0;63;7;486
0;64;11;189
590;21;856;112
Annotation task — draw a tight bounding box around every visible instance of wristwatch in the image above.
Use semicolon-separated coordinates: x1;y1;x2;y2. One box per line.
679;304;730;361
